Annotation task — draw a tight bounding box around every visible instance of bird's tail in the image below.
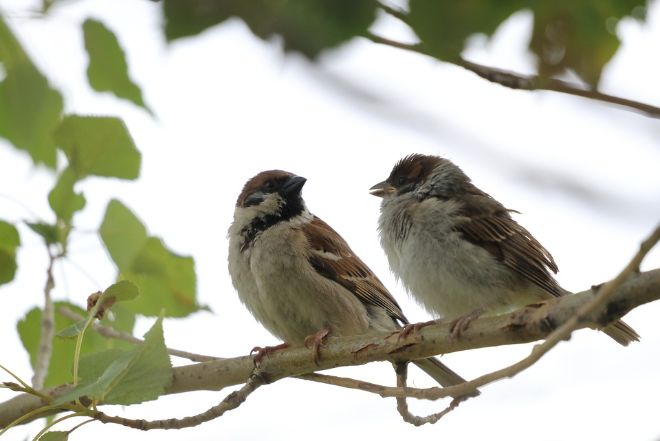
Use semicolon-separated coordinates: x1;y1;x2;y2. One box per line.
413;357;479;399
558;287;640;346
602;319;640;346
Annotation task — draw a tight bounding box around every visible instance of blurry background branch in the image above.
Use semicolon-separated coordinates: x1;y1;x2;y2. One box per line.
365;32;660;118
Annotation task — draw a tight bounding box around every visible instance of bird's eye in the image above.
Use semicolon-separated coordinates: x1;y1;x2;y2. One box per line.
397;176;410;186
262;180;275;192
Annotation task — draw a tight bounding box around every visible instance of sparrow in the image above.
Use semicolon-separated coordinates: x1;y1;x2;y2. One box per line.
228;170;476;395
370;154;639;346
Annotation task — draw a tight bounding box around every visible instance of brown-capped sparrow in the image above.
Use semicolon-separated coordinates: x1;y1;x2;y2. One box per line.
370;154;639;345
228;170;476;395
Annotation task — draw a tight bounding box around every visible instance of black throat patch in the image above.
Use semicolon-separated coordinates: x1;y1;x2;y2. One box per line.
240;195;305;252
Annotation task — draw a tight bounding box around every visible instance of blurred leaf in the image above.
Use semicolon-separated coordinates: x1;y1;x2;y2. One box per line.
54;317;172;406
0;15;30;67
83;19;151;112
25;221;58;246
409;0;523;62
48;167;86;223
407;0;646;87
164;0;378;58
100;199;148;272
106;303;136;343
53;115;141;180
530;1;646;86
56;319;87;339
100;200;200;317
163;0;232;39
103;280;139;302
0;17;62;168
41;0;59;14
39;432;69;441
18;302;136;387
57;283;137;338
0;220;20;285
125;237;199;317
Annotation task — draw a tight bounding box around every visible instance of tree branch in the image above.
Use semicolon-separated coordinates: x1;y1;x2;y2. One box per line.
394;362;458;426
32;250;57;390
90;371;265;430
3;264;659;428
364;32;660;119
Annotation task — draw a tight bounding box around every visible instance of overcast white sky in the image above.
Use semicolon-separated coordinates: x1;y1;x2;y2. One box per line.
1;0;660;440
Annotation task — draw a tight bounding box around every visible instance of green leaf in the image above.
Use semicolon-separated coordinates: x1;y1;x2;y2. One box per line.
83;19;151;112
99;199;148;272
0;18;62;168
125;238;199;317
88;280;139;317
407;0;646;87
164;0;378;58
53;115;141;180
529;1;646;86
48;167;86;223
54;317;172;406
104;316;172;404
409;0;523;61
39;431;69;441
100;200;200;317
53;351;134;405
56;319;87;339
0;15;30;67
0;220;20;285
103;280;139;302
18;302;136;387
25;221;59;246
76;348;125;383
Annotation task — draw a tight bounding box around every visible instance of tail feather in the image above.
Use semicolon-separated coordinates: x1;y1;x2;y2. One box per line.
603;319;640;346
413;357;479;399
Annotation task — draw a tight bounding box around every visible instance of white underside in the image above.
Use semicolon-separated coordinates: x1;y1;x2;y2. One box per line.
379;195;545;319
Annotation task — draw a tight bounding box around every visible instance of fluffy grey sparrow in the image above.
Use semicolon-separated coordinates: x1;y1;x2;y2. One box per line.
228;170;476;395
370;154;639;345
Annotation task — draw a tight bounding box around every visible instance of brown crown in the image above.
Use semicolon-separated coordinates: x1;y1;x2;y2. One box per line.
236;170;294;207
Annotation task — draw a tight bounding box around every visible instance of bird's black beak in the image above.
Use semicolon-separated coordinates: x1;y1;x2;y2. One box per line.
281;175;307;197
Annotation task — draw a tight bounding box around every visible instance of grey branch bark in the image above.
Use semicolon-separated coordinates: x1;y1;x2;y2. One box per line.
31;251;57;390
2;268;659;428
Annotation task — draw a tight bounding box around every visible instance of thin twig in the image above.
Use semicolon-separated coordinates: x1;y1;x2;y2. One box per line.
66;417;96;435
91;371;266;430
377;1;408;22
299;371;461;421
30;412;84;441
394;363;457;426
297;373;398;395
364;32;660;119
57;306;221;363
32;249;58;390
297;373;439;400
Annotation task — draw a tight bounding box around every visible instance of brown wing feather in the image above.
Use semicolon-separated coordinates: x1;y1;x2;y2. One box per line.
302;216;408;324
455;187;562;297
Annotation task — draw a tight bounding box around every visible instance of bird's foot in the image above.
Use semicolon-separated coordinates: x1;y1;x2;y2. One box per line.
449;308;484;339
398;319;437;341
304;327;330;365
250;342;290;365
